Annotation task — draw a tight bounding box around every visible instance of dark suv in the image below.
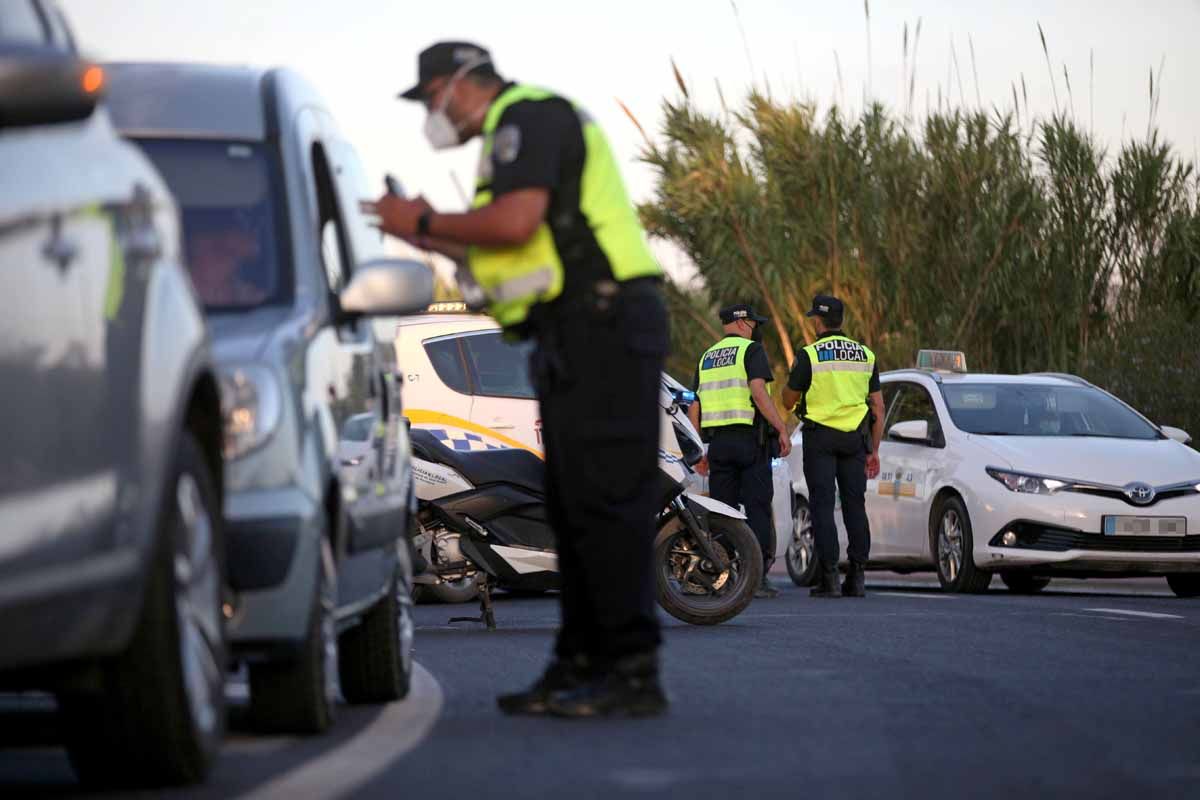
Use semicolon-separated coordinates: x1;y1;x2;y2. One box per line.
0;1;226;787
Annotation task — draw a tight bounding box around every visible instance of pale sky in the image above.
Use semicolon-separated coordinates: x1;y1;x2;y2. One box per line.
62;1;1200;279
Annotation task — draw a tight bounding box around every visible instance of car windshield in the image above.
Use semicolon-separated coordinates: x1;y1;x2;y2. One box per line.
940;382;1161;440
341;414;374;442
135;139;287;311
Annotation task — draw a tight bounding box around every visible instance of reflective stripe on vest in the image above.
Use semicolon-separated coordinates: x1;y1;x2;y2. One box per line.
801;335;876;432
697;336;755;429
467;84;662;328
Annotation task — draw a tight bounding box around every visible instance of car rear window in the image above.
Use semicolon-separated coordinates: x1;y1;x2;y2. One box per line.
134;138;290;311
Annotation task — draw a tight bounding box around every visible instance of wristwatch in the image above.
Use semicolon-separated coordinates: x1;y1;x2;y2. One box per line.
417;209;433;237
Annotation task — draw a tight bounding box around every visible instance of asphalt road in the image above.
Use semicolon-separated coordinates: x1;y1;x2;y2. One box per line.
2;573;1197;799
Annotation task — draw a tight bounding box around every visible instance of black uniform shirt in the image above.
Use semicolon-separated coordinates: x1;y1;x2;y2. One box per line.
787;330;880;420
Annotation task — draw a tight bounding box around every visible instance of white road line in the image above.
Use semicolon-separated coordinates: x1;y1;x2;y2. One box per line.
239;662;443;800
875;591;951;600
1082;608;1184;620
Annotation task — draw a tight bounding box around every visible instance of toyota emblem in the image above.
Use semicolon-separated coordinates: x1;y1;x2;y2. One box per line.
1123;482;1156;505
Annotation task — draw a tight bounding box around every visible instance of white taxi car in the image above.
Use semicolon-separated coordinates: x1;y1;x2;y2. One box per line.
783;351;1200;597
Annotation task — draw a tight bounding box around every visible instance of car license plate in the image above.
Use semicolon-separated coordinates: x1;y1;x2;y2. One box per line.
1102;516;1187;537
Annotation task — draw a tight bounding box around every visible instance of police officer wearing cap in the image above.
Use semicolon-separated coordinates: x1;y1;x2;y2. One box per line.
781;296;885;597
365;42;668;718
688;305;792;598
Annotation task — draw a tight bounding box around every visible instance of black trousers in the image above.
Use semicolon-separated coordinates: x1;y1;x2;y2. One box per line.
801;424;871;569
530;281;667;664
707;428;775;570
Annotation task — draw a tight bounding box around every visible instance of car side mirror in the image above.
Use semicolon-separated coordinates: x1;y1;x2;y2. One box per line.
340;259;434;317
888;419;930;443
0;46;103;129
1161;425;1192;445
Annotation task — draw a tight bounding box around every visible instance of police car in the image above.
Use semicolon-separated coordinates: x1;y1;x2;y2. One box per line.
394;304;796;536
782;351;1200;597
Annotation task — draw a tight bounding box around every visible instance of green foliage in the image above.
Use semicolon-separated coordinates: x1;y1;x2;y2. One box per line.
640;87;1200;433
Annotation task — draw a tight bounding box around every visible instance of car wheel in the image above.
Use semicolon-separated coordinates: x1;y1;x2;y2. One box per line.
933;496;992;594
785;495;819;587
61;432;226;788
1166;574;1200;598
339;568;411;703
1001;572;1051;594
249;537;338;734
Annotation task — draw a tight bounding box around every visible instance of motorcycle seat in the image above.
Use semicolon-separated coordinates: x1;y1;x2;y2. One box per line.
409;428;546;496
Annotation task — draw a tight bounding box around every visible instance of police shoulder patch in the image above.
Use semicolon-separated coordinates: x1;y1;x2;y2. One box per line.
493;124;521;165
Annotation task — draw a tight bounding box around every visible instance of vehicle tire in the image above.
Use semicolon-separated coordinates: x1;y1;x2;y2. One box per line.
428;576;479;604
1166;574;1200;598
932;496;992;594
60;432;226;788
338;568;411;703
655;513;763;625
1001;572;1051;594
248;537;338;734
785;494;819;587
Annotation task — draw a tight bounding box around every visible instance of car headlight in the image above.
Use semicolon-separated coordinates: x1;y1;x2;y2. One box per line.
985;467;1068;495
219;365;282;460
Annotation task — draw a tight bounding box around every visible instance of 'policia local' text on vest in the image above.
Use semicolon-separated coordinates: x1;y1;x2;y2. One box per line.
467;84;661;328
801;335;875;432
696;336;755;429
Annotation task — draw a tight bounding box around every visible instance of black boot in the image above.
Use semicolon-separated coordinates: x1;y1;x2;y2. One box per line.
842;563;866;597
497;656;590;716
546;652;668;719
810;567;842;598
754;572;779;599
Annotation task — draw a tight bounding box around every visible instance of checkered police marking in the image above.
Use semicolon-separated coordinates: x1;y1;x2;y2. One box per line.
426;428;504;451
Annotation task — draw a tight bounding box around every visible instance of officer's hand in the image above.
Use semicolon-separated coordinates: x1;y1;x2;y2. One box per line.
695;456;709;477
777;429;792;458
865;453;880;480
360;193;433;238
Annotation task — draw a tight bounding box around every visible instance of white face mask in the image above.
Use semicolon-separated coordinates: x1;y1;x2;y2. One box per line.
423;56;491;151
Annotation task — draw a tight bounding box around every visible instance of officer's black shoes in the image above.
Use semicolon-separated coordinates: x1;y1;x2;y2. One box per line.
810;568;842;598
754;574;780;599
546;652;668;719
842;563;866;597
497;655;591;716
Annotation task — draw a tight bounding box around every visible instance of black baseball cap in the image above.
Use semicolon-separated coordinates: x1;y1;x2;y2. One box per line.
804;295;844;318
719;304;769;325
399;41;496;101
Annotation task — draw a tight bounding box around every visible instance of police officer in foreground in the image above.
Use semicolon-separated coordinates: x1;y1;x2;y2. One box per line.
688;305;792;598
780;296;884;598
364;42;668;717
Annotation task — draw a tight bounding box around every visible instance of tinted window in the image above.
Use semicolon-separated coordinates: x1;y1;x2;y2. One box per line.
0;1;47;45
424;338;471;395
940;383;1161;440
886;383;942;442
462;332;536;399
135;139;288;311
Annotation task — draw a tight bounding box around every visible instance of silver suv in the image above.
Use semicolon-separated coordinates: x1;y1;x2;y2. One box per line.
0;2;226;788
107;63;432;733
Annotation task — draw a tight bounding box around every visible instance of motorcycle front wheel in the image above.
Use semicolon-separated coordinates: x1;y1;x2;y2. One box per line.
654;513;762;625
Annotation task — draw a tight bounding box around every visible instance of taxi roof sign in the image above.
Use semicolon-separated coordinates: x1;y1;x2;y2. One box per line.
916;349;968;373
423;301;471;314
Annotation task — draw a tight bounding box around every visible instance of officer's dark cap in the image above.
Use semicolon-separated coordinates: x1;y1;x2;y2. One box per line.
719;304;769;325
804;295;844;318
399;41;498;101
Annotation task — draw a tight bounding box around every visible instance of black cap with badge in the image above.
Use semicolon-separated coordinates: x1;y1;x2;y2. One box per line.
804;294;844;318
719;304;769;325
399;41;498;100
